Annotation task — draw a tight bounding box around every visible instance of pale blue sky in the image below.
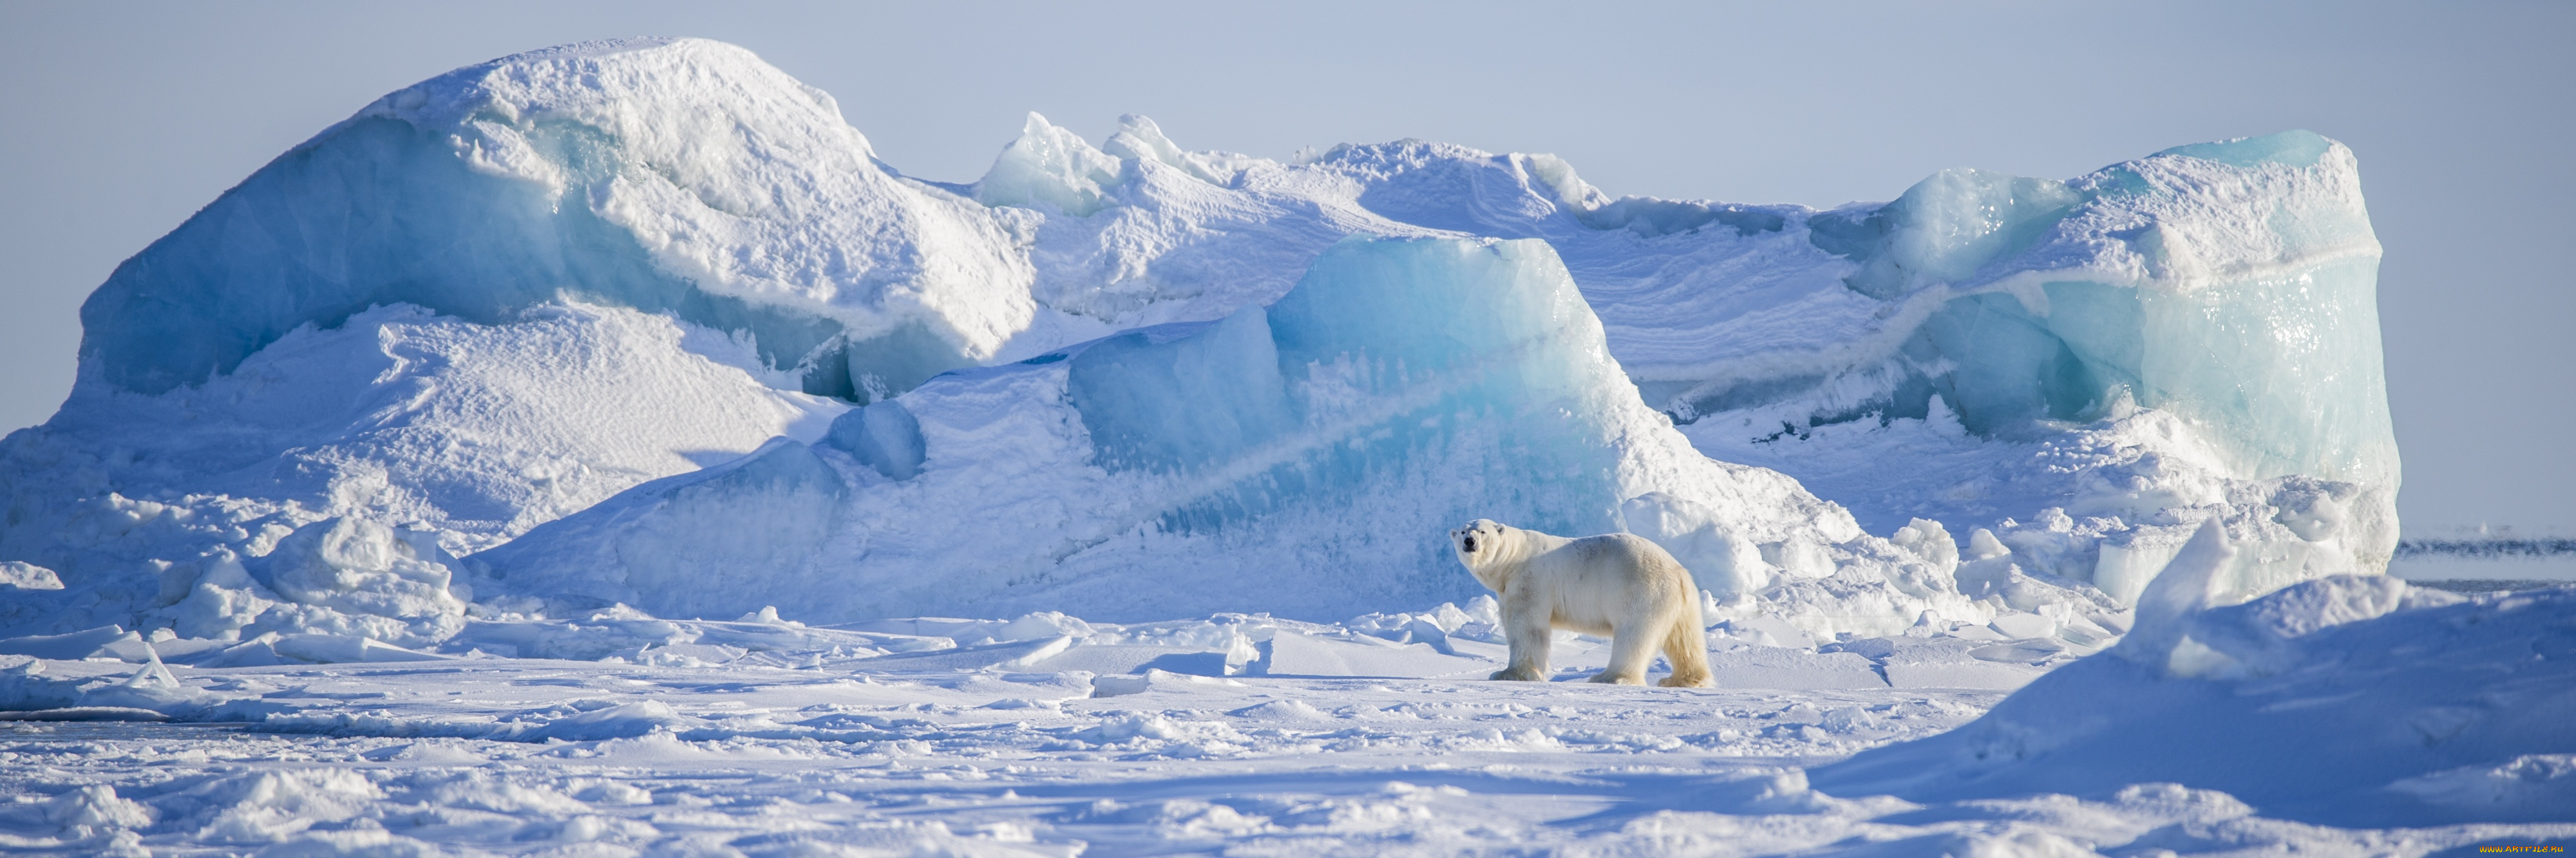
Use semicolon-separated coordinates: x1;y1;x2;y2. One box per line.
3;1;2568;533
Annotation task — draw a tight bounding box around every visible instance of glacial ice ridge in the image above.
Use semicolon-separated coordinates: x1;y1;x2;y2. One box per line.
471;236;1937;624
1;37;2398;648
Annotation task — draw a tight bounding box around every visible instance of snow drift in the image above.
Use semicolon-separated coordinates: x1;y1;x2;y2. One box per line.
1;37;2398;647
1810;523;2576;827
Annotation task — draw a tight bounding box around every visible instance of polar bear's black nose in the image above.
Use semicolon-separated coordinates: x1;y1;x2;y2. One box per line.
1463;536;1479;552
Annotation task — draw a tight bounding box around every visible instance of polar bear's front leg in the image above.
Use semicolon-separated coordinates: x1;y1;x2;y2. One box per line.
1491;595;1553;682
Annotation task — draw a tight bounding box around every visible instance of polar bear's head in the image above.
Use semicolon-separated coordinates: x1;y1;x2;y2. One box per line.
1449;519;1512;570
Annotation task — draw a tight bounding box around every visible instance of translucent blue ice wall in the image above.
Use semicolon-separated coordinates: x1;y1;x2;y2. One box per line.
79;118;824;393
1809;131;2394;487
72;40;979;403
1064;234;1634;564
2134;256;2390;486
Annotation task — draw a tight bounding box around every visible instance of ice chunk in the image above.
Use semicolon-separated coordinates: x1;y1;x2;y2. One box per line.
1101;114;1254;187
77;37;1027;397
976;112;1126;216
245;518;469;649
0;561;61;591
1987;612;2056;640
823;400;927;480
1889;518;1960;575
2092;528;2192;606
1806;168;2085;301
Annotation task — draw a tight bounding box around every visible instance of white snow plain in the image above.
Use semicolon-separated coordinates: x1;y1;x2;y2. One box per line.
2;573;2569;853
0;35;2564;855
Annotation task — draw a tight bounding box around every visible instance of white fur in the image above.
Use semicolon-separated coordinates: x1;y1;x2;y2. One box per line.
1448;519;1713;687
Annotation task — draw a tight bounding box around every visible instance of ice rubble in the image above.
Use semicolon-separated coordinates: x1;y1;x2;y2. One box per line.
0;36;2396;652
0;301;841;640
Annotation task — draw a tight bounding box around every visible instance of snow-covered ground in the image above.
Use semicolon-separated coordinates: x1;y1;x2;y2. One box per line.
1;661;2006;856
5;561;2572;855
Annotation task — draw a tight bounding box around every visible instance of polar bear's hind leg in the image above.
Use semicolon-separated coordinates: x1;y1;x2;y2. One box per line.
1589;617;1658;684
1658;617;1714;688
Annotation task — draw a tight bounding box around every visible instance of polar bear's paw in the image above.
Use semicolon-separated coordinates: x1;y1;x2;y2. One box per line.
1489;667;1547;682
1586;671;1647;685
1658;673;1713;689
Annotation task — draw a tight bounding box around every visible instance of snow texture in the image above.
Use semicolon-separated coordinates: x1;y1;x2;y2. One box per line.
0;579;2566;853
1813;527;2576;828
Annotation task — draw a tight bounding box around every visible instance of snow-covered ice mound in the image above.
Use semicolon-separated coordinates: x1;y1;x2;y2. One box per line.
0;303;844;641
1;35;2394;649
1812;523;2576;827
77;37;1029;400
471;236;1931;624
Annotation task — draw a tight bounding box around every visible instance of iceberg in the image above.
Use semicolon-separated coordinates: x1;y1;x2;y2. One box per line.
0;36;2398;646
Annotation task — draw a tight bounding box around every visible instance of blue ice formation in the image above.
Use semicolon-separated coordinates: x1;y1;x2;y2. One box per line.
74;38;1018;402
57;32;2395;510
1804;133;2391;487
0;35;2404;642
469;237;1842;622
1358;132;2392;496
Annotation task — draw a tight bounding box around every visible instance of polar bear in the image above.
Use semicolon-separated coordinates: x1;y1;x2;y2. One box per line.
1449;519;1712;687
